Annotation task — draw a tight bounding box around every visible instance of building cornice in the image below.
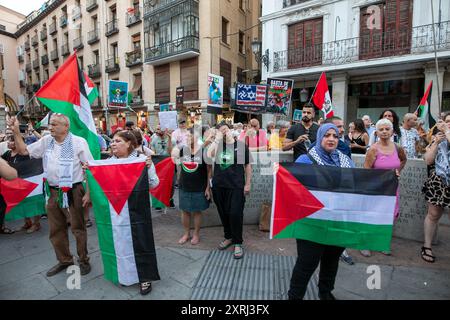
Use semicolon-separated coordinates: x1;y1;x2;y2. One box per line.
260;0;341;23
0;29;16;39
15;0;66;38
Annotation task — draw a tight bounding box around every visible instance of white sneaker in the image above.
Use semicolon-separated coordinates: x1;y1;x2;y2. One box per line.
360;250;371;257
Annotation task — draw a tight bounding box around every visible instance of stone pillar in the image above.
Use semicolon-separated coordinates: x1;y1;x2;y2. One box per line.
424;62;446;119
331;73;349;123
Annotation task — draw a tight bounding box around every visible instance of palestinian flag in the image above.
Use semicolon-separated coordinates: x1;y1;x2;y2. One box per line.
35;53;100;159
416;81;436;131
271;163;398;251
150;155;175;208
35;112;52;129
87;157;160;285
83;71;99;105
312;72;334;119
1;158;45;222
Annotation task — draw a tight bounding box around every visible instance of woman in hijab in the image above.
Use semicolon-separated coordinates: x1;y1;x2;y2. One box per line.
289;123;354;300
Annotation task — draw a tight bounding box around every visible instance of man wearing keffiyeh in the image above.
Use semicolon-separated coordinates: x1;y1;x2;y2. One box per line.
8;114;94;277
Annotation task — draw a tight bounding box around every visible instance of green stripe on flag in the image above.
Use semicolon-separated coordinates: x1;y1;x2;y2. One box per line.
86;170;119;284
275;218;393;251
37;97;100;160
4;194;46;222
151;196;166;209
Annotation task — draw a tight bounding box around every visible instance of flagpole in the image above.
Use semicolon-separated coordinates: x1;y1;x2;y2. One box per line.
13;94;37;118
431;0;442;115
308;73;322;104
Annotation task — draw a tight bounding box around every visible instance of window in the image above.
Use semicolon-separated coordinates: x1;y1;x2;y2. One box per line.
132;34;141;49
288;17;323;68
239;0;245;11
181;58;198;100
93;50;99;64
237;67;245;83
154;64;170;103
222;17;229;44
78;56;83;70
220;59;231;102
239;31;245;54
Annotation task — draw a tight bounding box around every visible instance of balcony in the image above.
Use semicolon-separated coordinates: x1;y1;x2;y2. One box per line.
88;63;101;78
144;0;181;16
49;21;57;34
32;59;40;70
26;84;33;94
144;36;199;64
73;36;84;50
25;63;31;72
32;83;40;92
31;35;38;47
50;49;59;61
19;80;26;88
60;15;68;28
126;49;142;67
18;55;24;63
105;57;120;73
87;29;100;44
126;9;141;27
41;54;49;66
24;41;30;51
105;19;119;37
61;43;70;56
282;0;309;8
72;6;82;20
86;0;98;12
273;20;450;73
130;96;144;107
40;29;47;41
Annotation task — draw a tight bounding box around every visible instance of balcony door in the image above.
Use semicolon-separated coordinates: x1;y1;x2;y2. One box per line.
287;17;323;69
359;0;412;60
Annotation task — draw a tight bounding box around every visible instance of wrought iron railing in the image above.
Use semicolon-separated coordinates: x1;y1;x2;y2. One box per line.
126;49;142;67
59;15;67;28
144;0;179;16
273;20;450;73
50;49;58;61
49;21;57;34
126;9;141;27
105;19;119;37
40;29;47;41
18;55;24;63
282;0;309;8
86;0;98;12
105;57;119;73
31;35;38;46
24;41;30;51
32;59;40;69
61;43;70;56
88;29;99;44
41;54;49;65
88;63;101;78
73;36;84;50
144;35;199;62
26;63;31;72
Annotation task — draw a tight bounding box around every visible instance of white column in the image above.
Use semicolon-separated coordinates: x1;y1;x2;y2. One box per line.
331;72;349;122
424;62;446;119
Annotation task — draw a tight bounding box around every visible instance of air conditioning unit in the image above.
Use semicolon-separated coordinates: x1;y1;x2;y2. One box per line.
1;70;6;80
18;94;25;106
0;44;4;54
18;70;25;81
16;46;24;56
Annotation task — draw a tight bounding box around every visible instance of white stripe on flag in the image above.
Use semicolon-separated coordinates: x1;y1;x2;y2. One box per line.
308;190;395;225
110;201;139;286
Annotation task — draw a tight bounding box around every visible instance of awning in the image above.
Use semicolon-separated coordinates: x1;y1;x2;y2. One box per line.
4;94;18;112
130;75;142;95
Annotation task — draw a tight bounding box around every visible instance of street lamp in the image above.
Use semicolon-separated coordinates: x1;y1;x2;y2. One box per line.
251;40;270;72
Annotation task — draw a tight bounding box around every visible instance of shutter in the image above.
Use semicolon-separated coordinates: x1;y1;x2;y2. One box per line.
154;64;170;103
359;3;384;59
220;59;231;102
180;58;198;100
384;0;412;56
287;18;322;68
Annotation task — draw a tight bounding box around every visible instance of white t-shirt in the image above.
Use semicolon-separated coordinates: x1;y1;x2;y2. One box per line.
27;135;94;186
400;127;420;158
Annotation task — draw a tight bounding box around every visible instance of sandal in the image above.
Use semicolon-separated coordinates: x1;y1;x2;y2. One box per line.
26;224;41;234
421;246;435;263
178;234;190;245
190;235;200;245
233;245;244;259
218;239;233;250
0;226;15;234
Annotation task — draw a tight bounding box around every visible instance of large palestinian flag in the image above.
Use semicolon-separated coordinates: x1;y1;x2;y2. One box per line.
1;158;45;221
35;53;100;159
416;81;436;131
271;163;398;251
150;155;175;208
87;157;160;285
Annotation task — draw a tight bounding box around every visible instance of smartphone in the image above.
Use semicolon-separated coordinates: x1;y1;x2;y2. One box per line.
19;124;28;133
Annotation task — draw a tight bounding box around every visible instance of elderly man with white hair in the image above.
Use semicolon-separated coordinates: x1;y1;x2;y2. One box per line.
400;113;420;158
362;115;375;138
8;114;94;277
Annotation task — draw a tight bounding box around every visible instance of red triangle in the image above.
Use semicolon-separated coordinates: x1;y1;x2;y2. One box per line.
36;53;80;106
150;158;175;207
83;71;94;88
89;162;146;214
272;166;325;237
1;178;38;214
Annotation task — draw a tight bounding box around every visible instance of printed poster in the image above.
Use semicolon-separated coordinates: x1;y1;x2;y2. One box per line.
266;78;294;115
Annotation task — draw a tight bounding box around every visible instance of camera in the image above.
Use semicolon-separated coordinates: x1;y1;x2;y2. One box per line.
19;124;28;134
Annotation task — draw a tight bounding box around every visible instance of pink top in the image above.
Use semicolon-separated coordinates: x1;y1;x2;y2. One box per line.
372;144;401;170
238;129;268;149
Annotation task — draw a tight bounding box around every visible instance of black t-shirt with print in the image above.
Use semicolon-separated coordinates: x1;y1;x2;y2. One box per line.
2;150;31;166
179;147;208;192
286;122;319;161
213;140;251;189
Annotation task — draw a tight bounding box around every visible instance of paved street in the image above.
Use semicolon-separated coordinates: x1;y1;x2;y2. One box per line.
1;206;450;300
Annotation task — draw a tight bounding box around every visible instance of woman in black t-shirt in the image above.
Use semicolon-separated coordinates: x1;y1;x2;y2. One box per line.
350;119;369;154
172;128;212;245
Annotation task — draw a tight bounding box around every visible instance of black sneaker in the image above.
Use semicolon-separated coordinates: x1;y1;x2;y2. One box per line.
41;214;48;219
169;199;176;209
154;207;163;212
80;262;91;276
319;292;336;300
140;282;152;295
